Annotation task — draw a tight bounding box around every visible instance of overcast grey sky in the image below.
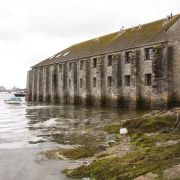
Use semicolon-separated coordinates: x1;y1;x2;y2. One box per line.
0;0;179;89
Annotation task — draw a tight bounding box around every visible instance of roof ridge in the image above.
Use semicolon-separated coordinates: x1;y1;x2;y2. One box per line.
32;14;180;68
76;18;166;40
163;14;180;31
52;15;179;53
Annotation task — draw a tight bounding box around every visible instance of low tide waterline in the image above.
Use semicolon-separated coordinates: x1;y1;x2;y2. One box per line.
0;93;147;180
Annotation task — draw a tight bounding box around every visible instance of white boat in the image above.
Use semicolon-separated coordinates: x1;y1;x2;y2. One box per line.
4;97;22;104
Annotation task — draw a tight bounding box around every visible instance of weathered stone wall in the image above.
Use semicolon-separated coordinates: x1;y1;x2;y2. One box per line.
78;59;87;104
85;58;92;104
42;66;47;102
45;66;50;102
67;62;75;103
73;61;78;104
151;45;169;108
38;67;43;102
32;68;37;102
139;47;152;107
130;50;140;108
26;70;32;101
112;53;121;106
100;56;106;105
91;56;102;106
58;63;64;103
49;65;54;102
121;52;131;107
63;62;68;103
167;18;180;106
53;64;59;102
27;39;179;108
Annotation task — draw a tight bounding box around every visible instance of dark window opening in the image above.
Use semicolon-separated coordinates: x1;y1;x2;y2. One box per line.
59;64;63;72
125;51;132;64
69;62;72;71
145;48;153;60
107;76;112;87
53;73;57;88
145;74;152;86
69;79;71;88
93;58;97;68
107;55;113;66
124;75;130;86
80;78;83;88
93;77;96;87
80;61;84;70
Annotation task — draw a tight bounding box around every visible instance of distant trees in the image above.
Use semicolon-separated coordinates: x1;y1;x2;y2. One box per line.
0;85;25;92
0;86;7;92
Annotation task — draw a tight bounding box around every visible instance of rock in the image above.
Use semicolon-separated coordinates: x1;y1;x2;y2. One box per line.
134;172;158;180
163;164;180;180
151;110;160;115
119;128;128;135
163;111;174;116
172;107;180;111
84;120;90;125
143;114;152;118
106;134;117;141
56;153;66;160
156;139;180;147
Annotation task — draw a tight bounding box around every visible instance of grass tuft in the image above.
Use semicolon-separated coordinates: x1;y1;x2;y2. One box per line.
102;124;122;134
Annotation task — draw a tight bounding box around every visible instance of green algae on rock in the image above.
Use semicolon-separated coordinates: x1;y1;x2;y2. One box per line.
123;116;176;133
102;124;122;134
154;131;180;142
130;133;156;148
64;142;180;179
41;146;104;160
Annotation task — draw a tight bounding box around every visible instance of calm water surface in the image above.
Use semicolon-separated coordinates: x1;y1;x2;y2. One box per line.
0;93;146;180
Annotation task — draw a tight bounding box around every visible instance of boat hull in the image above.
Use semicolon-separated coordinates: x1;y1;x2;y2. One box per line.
14;94;25;97
4;100;21;104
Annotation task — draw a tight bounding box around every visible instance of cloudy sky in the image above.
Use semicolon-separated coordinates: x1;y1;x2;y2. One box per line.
0;0;179;89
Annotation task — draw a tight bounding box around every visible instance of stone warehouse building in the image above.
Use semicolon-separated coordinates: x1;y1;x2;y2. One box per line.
27;14;180;108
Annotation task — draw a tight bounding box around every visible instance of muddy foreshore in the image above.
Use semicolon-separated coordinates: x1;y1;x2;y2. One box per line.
41;107;180;180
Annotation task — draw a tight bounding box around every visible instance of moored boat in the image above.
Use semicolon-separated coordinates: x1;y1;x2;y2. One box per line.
14;91;26;97
4;97;22;104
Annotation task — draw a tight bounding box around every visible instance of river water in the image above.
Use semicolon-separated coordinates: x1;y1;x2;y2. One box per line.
0;93;145;180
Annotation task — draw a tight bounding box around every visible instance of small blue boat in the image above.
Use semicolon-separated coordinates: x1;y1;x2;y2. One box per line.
4;97;22;104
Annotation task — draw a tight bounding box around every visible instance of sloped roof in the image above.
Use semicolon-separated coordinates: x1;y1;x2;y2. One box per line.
33;14;180;67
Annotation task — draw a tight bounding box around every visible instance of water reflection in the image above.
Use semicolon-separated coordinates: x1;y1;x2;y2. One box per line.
0;93;147;148
25;103;144;146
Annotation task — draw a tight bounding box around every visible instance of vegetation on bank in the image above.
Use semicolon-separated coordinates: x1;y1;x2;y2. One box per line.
40;111;180;179
41;146;105;160
102;115;176;135
123;116;176;133
63;114;180;179
67;141;180;179
102;124;122;134
64;142;180;179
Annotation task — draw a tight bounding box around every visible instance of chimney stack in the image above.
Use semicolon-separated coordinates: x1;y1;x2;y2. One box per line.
167;13;173;21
